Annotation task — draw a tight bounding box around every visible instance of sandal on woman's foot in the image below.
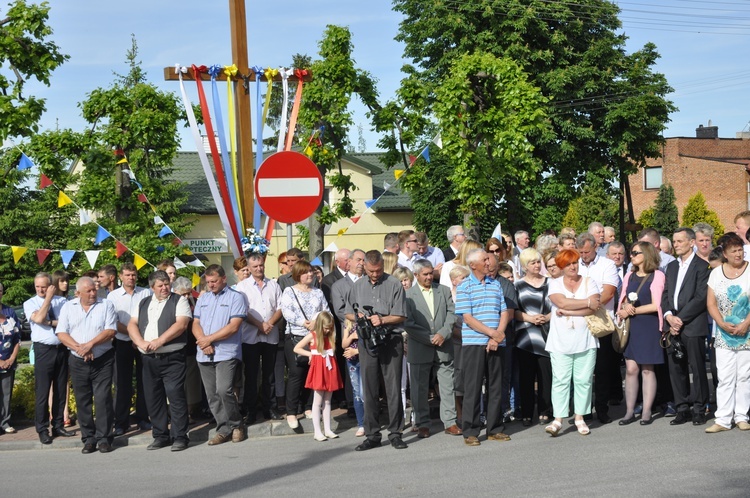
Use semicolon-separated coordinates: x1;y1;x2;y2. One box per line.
545;420;562;437
575;419;590;435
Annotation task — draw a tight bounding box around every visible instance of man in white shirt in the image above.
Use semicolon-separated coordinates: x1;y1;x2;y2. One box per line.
734;211;750;262
128;270;192;451
236;254;283;424
693;222;714;261
397;230;419;270
577;233;621;424
513;230;530;278
107;263;152;435
56;277;118;454
23;272;74;444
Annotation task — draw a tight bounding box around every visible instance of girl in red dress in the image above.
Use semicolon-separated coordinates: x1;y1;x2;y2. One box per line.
293;311;343;441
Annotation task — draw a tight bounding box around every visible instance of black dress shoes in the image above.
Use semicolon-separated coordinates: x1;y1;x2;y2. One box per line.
669;411;692;425
618;416;637;426
81;443;96;454
354;439;382;451
264;409;284;421
147;439;172;450
692;413;706;425
52;427;77;437
597;414;613;424
39;432;53;445
98;442;113;453
390;436;408;449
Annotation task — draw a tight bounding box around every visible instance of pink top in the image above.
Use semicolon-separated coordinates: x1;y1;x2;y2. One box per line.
617;269;665;332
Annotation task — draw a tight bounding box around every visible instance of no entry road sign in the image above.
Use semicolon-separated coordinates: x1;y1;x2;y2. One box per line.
254;151;324;224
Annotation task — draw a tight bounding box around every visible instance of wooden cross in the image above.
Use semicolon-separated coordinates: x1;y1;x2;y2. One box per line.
163;0;311;231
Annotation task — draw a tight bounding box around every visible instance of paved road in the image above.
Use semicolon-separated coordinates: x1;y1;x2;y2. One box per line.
4;413;750;497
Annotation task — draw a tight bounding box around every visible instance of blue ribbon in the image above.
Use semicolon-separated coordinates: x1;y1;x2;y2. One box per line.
210;66;243;234
158;226;174;238
253;66;265;229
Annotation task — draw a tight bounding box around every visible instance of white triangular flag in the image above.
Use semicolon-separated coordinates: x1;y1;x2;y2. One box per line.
323;242;338;253
172;256;187;269
383;181;391;190
154;216;164;225
491;222;503;240
187;258;205;267
432;133;442;149
79;209;92;225
84;250;101;269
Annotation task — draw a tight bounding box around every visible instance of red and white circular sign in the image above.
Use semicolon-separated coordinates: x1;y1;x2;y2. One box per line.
254;151;323;224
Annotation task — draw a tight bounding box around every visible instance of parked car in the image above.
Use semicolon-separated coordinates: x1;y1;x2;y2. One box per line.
12;306;32;341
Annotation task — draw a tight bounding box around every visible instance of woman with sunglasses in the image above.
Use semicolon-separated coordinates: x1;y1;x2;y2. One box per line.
616;241;665;426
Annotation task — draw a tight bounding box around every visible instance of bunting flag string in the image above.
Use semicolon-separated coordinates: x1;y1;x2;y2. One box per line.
36;249;51;266
60;250;76;269
39;174;53;189
84;250;101;269
17;153;34;171
11;246;27;263
190;64;241;257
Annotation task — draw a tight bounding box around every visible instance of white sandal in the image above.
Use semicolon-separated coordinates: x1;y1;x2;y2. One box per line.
575;419;590;436
545;420;562;437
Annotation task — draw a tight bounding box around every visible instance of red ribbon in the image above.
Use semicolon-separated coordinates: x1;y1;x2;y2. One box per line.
192;64;241;250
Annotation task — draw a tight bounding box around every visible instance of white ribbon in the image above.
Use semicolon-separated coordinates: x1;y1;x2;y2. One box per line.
311;348;335;370
177;66;240;258
277;67;294;152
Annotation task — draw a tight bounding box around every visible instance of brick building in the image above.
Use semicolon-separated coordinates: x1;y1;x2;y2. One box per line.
629;124;750;233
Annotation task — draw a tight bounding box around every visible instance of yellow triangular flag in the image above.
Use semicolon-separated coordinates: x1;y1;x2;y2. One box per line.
337;228;347;237
191;273;201;288
11;246;27;264
304;146;313;157
58;191;73;208
183;248;194;256
133;254;147;270
116;158;128;164
394;169;405;180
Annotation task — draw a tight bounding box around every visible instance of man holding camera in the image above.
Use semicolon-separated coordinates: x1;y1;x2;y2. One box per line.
662;227;710;426
345;250;407;451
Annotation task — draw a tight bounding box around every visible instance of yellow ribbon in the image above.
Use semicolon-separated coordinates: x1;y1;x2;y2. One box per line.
224;64;243;228
262;67;278;125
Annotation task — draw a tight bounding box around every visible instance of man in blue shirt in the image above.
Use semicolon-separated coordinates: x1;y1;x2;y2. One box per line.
193;264;247;446
455;248;510;446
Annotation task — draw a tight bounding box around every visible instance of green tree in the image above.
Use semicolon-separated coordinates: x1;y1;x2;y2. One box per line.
637;207;655;232
681;192;724;243
0;0;68;141
561;172;620;234
297;25;380;256
387;0;675;234
652;184;679;237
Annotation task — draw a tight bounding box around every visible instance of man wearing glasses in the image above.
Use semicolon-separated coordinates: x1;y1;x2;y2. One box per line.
398;230;419;270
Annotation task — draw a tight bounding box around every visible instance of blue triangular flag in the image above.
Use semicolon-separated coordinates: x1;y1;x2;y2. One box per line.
420;146;430;163
60;250;76;269
94;226;112;245
310;257;323;266
364;199;377;209
17;153;34;171
158;226;174;238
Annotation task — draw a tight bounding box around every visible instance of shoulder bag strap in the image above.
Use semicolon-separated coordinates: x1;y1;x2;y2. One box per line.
291;289;309;321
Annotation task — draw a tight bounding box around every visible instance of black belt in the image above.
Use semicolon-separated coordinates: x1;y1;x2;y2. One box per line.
146;350;184;360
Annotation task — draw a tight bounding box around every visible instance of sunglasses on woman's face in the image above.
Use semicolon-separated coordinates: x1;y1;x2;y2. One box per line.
630;250;642;256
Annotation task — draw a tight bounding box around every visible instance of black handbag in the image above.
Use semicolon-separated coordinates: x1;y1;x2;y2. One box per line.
291;289;310;368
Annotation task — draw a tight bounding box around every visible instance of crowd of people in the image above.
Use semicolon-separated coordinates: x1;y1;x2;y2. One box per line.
2;210;750;453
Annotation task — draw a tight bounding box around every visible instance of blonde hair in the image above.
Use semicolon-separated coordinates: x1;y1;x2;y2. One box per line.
456;240;484;265
449;265;470;281
382;251;398;275
313;311;336;354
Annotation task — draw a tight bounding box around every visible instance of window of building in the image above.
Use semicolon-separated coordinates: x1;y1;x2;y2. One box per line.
644;167;662;190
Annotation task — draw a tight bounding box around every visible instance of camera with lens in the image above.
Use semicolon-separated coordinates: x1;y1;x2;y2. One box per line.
671;335;686;361
352;303;388;354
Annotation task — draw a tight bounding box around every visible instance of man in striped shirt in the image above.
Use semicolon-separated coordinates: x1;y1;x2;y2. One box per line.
455;248;510;446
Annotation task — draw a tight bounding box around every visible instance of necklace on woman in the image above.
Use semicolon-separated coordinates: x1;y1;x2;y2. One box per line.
727;261;747;278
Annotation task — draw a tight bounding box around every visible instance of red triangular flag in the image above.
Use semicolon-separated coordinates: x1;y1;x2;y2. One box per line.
39;174;53;189
115;241;127;258
172;237;182;246
138;193;147;203
409;155;417;166
36;249;52;265
350;216;361;224
113;148;124;156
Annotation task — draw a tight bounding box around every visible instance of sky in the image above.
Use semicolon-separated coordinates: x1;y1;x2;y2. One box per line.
16;0;750;153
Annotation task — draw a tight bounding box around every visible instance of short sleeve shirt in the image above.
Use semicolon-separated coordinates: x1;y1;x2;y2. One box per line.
23;295;67;345
107;286;152;341
194;286;247;362
344;274;407;330
455;273;507;346
56;298;118;358
236;277;283;344
578;255;620;315
708;265;750;351
545;277;600;354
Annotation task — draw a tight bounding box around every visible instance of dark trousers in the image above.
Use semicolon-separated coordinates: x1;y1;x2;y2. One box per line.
33;342;68;434
360;333;404;442
462;345;504;438
655;350;674;406
142;350;189;443
517;348;552;419
69;349;115;446
594;337;623;416
242;342;277;416
668;334;709;415
284;337;310;415
114;338;148;430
